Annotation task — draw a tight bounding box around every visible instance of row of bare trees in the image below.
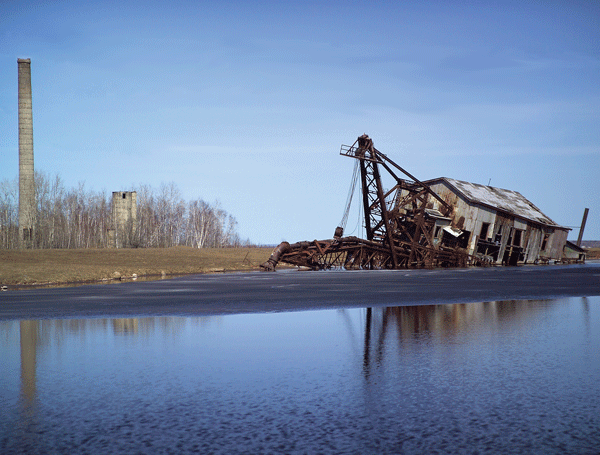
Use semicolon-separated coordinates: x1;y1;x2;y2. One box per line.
0;173;249;249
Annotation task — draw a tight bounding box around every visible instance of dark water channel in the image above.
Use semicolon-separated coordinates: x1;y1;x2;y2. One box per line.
2;297;599;454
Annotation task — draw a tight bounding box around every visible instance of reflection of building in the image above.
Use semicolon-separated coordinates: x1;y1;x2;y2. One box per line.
112;318;139;334
361;300;563;375
107;191;137;248
8;315;212;416
407;178;570;265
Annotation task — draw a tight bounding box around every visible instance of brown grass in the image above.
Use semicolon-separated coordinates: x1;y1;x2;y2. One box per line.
0;247;274;287
3;246;597;289
587;247;600;259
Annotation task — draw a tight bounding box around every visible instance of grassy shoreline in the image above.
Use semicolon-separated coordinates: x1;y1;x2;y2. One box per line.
0;247;274;288
2;246;598;290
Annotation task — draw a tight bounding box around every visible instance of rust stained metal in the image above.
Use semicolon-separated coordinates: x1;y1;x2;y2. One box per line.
261;134;574;270
261;135;472;271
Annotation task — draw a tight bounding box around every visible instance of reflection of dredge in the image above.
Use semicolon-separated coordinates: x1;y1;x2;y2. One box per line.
261;135;472;271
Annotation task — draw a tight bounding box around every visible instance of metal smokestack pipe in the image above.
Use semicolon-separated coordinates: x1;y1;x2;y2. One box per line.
18;58;35;248
576;208;589;247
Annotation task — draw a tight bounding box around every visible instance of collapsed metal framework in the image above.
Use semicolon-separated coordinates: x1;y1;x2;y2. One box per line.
261;135;472;271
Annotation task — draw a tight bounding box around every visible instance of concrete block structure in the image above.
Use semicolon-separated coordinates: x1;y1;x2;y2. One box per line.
108;191;137;248
18;58;35;248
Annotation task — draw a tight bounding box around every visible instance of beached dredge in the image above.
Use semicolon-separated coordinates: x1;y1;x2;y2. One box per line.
261;135;578;271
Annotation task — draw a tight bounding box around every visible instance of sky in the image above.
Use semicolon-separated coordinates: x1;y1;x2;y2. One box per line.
1;0;599;245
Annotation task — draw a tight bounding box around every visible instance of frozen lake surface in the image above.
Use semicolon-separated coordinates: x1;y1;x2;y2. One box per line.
2;296;599;454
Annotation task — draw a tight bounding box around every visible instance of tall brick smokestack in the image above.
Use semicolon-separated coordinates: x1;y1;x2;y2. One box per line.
18;58;35;248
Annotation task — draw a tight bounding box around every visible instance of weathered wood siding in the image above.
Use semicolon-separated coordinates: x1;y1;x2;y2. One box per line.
419;180;568;264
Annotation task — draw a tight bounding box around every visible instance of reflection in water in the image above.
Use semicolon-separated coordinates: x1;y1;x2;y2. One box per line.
9;299;586;419
363;307;372;377
582;296;590;338
19;321;37;407
2;297;598;454
113;318;138;335
360;299;565;377
10;316;219;409
13;315;216;345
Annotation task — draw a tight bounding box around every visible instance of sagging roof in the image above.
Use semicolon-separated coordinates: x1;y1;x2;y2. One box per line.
423;177;569;230
564;241;585;253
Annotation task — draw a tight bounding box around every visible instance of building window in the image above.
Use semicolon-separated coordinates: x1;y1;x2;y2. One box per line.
480;223;490;240
495;230;503;243
513;229;522;247
541;233;549;251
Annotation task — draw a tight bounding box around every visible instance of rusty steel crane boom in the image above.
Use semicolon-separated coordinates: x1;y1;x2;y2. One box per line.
260;135;471;271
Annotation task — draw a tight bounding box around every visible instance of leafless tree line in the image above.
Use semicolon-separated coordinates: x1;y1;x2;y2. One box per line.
0;173;249;249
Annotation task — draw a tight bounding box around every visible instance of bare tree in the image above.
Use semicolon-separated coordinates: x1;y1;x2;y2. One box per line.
0;175;248;249
0;177;18;249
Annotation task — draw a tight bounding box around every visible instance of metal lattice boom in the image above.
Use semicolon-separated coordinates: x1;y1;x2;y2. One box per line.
261;135;473;271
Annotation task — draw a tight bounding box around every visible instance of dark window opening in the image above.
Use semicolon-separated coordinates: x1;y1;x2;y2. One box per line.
494;228;503;243
460;230;471;249
122;193;127;199
442;229;471;249
513;229;522;247
476;239;500;261
541;233;549;251
480;223;490;240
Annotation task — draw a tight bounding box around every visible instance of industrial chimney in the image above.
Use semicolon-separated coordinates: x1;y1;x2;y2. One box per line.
18;58;35;248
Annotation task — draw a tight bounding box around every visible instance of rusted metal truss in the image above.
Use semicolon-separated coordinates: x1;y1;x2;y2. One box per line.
261;135;473;271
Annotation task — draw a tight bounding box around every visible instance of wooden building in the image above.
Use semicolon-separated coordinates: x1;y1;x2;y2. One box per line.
417;177;570;265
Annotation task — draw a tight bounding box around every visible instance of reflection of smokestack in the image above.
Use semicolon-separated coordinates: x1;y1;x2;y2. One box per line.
18;58;35;248
20;320;38;406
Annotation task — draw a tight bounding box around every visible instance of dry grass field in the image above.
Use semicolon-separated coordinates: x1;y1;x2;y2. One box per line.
0;247;274;287
587;247;600;259
1;246;598;289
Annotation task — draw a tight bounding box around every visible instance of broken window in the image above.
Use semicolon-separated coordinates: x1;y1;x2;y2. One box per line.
480;222;490;240
460;230;471;249
494;226;503;243
541;233;549;251
513;229;522;247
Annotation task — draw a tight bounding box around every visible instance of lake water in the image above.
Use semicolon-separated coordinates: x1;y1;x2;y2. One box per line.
1;297;599;454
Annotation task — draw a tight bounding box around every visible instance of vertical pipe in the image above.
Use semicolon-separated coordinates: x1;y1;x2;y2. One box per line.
18;58;35;248
576;208;589;247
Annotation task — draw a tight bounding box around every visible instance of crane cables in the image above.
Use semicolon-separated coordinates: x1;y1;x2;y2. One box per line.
339;160;360;231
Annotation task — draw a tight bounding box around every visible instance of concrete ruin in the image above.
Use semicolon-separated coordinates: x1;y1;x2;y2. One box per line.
108;191;137;248
18;58;35;248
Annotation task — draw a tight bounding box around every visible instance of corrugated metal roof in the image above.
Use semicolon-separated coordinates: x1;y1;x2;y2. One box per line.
425;177;568;229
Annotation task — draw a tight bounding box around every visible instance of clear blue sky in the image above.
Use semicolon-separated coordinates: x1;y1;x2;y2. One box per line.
1;0;598;244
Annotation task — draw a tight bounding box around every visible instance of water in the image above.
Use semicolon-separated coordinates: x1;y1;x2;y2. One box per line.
1;297;599;454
